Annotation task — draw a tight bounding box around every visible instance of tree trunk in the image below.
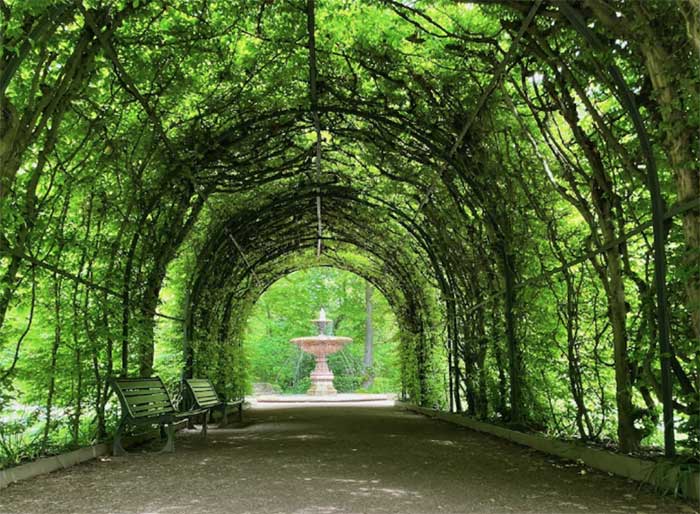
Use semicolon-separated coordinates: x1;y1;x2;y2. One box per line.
638;18;700;348
449;300;463;413
475;306;489;420
563;270;595;439
362;283;374;389
585;0;700;343
42;272;62;451
71;347;82;445
121;225;141;377
501;245;523;423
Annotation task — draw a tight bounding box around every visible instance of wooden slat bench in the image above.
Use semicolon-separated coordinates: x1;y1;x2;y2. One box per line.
110;377;206;456
183;378;244;433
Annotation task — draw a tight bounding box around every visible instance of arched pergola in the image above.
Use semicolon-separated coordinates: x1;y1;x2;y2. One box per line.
0;0;697;467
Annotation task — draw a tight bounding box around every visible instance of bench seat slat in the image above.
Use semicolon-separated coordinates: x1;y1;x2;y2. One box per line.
133;409;174;418
195;394;219;402
128;403;172;412
129;397;172;408
124;393;170;405
194;393;218;402
194;394;218;402
192;386;216;393
192;388;217;395
116;380;167;389
132;408;173;418
122;386;165;394
122;390;165;398
191;388;215;395
132;405;173;415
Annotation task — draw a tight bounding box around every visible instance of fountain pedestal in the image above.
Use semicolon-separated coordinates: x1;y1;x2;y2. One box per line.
309;351;335;395
290;310;352;396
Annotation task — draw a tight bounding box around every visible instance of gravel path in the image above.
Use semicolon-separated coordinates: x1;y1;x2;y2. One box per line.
0;403;696;514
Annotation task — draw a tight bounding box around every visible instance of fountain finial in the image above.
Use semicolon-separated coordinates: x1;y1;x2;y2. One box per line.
314;308;330;335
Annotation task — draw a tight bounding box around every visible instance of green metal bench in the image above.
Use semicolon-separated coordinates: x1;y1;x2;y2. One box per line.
183;378;244;433
110;376;205;456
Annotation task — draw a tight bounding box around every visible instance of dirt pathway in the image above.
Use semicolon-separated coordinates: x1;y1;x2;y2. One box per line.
0;403;696;514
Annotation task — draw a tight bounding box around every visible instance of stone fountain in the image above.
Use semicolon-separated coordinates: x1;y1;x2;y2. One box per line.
290;308;352;395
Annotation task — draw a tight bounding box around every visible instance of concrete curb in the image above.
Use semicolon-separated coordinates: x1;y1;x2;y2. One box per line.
0;418;190;489
402;404;700;501
0;444;109;490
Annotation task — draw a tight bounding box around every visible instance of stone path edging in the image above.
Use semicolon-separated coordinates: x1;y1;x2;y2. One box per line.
401;403;699;501
0;418;189;489
0;444;109;490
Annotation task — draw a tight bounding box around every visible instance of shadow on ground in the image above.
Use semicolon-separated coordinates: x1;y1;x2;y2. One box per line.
0;404;696;514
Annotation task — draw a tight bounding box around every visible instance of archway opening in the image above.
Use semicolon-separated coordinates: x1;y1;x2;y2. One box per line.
244;267;400;396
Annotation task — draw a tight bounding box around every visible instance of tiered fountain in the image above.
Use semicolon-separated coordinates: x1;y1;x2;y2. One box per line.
290;309;352;395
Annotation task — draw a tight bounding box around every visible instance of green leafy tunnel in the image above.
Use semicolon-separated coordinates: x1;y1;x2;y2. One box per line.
0;0;698;467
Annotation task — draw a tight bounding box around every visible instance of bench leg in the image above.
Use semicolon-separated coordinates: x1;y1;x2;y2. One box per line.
221;404;228;427
238;402;243;422
202;411;209;438
160;422;175;453
113;419;127;456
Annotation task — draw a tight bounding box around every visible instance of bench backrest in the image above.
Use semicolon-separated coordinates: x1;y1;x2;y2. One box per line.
184;378;221;409
112;377;176;419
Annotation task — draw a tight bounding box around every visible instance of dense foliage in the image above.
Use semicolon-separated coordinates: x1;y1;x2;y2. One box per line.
0;0;698;470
